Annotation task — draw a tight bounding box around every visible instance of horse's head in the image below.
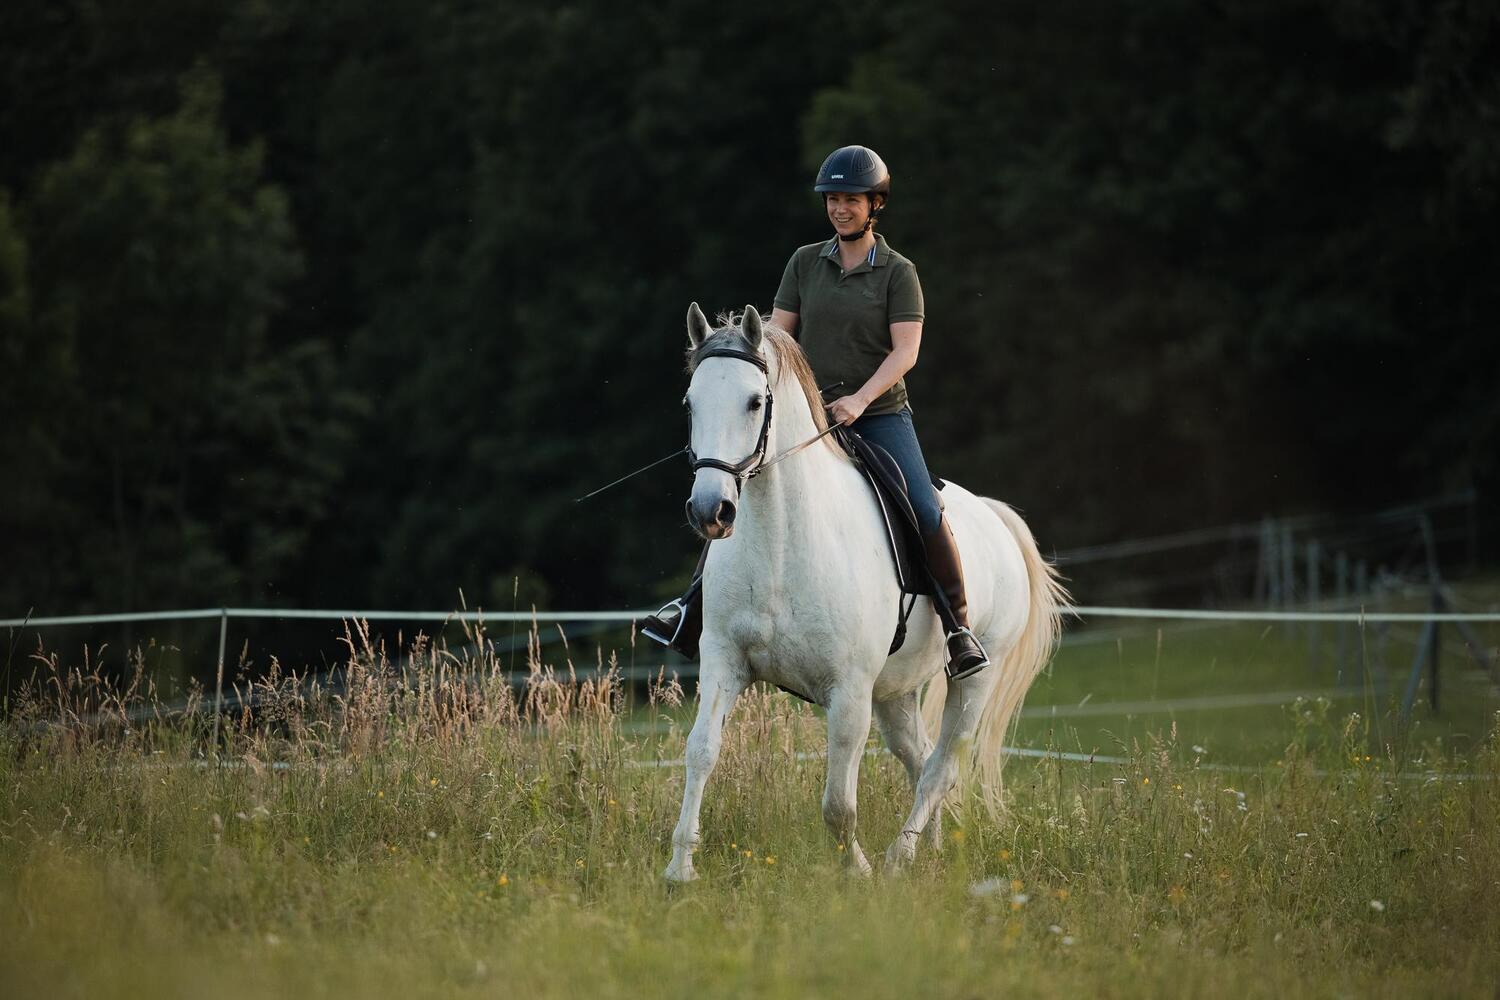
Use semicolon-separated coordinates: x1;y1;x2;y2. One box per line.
683;302;772;539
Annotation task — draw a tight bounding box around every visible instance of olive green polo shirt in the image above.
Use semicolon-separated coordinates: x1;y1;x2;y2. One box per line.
772;232;924;416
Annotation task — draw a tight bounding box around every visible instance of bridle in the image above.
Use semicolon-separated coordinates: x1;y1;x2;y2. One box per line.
686;347;775;492
685;344;844;494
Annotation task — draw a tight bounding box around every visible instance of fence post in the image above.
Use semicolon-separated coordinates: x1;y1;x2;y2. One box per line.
1306;539;1321;671
1280;523;1296;638
211;609;227;755
1336;552;1350;684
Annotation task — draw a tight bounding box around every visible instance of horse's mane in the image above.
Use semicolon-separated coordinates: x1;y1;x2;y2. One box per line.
686;312;834;441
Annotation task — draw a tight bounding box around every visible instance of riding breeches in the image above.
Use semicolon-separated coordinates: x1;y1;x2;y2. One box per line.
849;408;942;535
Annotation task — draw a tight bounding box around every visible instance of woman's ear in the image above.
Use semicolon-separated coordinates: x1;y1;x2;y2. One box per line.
686;301;712;347
742;305;763;349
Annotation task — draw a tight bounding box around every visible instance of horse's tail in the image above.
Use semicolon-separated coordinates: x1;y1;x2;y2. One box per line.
922;499;1070;819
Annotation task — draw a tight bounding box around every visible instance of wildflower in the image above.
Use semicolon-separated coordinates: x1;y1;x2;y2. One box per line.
765;855;777;866
1055;888;1070;901
430;778;438;787
497;874;509;887
1168;885;1186;906
1048;925;1062;935
1011;879;1024;893
1192;745;1206;754
998;849;1012;861
1369;900;1385;912
377;791;384;799
303;836;311;845
1295;833;1308;839
608;799;617;807
951;828;966;842
837;843;845;853
1061;935;1076;946
1142;777;1150;785
426;830;437;840
743;850;753;859
575;858;585;868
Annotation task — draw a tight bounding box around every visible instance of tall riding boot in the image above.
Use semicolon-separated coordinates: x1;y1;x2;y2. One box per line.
641;542;709;659
923;515;991;680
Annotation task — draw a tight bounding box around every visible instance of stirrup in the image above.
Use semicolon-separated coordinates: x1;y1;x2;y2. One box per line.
944;626;990;681
640;599;687;648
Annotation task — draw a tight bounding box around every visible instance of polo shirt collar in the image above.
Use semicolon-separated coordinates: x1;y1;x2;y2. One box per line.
820;232;892;268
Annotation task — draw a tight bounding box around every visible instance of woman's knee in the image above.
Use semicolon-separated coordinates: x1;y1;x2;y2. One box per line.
913;488;942;535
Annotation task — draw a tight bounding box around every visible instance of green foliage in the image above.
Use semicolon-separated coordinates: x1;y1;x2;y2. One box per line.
1;0;1496;623
2;67;354;615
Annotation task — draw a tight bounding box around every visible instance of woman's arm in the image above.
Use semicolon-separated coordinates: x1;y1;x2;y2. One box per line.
768;308;799;336
827;320;922;425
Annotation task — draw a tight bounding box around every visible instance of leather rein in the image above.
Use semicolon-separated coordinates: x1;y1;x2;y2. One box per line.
573;345;840;503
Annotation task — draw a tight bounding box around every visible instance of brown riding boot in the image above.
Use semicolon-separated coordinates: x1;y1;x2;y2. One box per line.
922;515;991;679
641;542;709;659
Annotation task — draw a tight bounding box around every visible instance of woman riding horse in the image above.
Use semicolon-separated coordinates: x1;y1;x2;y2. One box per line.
643;145;989;679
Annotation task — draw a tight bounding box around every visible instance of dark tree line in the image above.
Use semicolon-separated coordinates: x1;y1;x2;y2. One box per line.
2;0;1495;618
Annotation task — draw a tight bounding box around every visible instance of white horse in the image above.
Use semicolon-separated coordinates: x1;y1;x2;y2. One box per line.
664;303;1068;881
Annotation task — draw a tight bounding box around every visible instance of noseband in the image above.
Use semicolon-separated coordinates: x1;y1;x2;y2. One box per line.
686;347;774;491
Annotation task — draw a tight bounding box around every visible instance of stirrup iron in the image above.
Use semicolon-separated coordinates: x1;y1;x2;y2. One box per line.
640;599;687;648
944;625;990;681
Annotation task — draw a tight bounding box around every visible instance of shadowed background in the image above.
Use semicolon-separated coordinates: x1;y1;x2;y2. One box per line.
2;0;1496;632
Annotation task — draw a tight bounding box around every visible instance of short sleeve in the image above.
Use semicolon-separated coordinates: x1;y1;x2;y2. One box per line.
772;251;802;313
887;261;924;323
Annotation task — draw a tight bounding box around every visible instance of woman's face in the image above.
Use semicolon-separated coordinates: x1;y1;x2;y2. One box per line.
825;192;874;238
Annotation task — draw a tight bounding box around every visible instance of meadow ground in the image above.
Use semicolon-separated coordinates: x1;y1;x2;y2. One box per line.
1;599;1498;999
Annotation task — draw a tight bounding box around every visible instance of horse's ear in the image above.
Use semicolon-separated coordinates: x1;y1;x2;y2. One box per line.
686;302;712;347
742;304;764;349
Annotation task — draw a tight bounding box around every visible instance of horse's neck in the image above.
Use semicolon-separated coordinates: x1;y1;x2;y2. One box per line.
734;375;846;560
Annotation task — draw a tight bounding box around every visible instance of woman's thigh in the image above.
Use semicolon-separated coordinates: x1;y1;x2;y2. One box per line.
850;410;942;534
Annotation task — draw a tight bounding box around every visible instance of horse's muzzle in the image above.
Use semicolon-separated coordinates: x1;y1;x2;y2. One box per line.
687;496;737;540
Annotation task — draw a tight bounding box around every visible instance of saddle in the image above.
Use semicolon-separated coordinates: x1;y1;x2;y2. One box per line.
835;426;945;654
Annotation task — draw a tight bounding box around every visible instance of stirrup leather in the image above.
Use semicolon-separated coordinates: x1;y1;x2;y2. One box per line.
640;599;687;648
944;626;990;680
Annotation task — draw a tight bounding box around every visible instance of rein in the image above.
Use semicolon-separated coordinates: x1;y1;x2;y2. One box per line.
574;347;839;502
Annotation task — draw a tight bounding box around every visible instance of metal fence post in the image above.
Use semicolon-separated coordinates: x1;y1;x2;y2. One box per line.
1306;539;1320;671
1280;523;1296;638
211;609;227;755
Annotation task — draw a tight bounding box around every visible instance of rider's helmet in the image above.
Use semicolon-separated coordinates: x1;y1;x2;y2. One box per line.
814;145;890;239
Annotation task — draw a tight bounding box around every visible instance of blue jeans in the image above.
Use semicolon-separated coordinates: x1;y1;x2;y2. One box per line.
850;408;942;535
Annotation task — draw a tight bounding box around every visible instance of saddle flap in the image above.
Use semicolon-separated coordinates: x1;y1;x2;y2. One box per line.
838;428;934;599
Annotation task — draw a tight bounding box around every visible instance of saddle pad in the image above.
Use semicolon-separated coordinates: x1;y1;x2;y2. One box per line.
837;428;935;598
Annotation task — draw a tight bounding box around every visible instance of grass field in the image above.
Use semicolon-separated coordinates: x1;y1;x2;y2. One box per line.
2;604;1498;998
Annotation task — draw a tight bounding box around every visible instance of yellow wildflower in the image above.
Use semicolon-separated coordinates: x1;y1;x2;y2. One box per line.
1168;885;1186;905
497;874;509;887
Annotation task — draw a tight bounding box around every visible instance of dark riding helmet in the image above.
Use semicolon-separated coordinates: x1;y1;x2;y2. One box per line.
814;145;891;200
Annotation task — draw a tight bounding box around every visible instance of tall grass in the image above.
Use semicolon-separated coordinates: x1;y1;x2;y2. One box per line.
1;621;1497;998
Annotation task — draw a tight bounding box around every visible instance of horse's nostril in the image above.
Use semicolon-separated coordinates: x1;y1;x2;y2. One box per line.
717;500;736;525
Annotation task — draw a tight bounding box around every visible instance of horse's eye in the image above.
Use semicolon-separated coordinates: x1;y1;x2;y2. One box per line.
748;396;763;412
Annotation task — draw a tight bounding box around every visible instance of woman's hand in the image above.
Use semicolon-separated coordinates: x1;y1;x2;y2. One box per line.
827;394;869;426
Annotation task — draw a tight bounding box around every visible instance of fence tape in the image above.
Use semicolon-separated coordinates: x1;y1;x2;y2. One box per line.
5;604;1500;630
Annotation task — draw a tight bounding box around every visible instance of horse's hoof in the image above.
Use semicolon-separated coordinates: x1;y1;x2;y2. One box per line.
663;862;698;884
884;839;916;872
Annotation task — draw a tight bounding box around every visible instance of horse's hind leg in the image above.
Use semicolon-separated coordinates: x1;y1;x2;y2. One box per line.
665;664;747;883
824;687;875;876
872;693;941;849
884;669;1001;870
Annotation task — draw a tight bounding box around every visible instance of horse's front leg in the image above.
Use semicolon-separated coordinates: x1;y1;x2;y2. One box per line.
664;659;747;883
824;686;875;876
